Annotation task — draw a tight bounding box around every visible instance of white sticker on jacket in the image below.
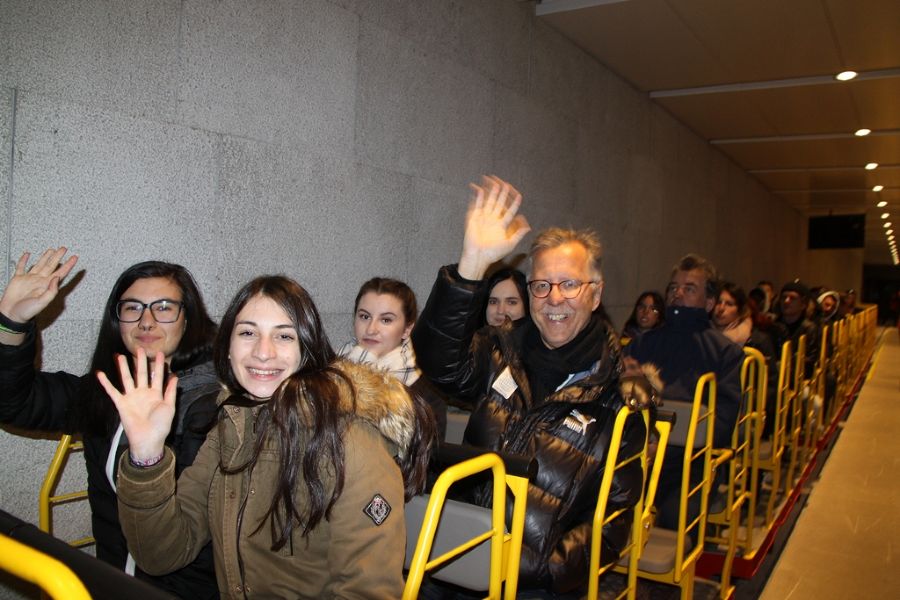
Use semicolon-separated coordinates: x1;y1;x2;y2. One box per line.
491;366;518;399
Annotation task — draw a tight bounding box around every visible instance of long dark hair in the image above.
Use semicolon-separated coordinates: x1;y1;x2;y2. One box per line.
215;276;433;550
482;267;529;328
622;291;665;336
80;261;215;435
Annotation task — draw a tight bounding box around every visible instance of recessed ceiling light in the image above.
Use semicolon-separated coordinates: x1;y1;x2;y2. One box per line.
885;222;893;228
873;185;884;192
855;128;872;136
865;162;879;170
888;229;895;235
882;213;890;219
835;70;858;81
877;201;888;207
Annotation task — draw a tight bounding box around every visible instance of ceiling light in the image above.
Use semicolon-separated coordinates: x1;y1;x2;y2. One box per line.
882;213;890;219
885;222;893;228
873;185;884;192
877;201;888;207
855;128;871;136
835;71;858;81
888;229;895;235
865;162;879;170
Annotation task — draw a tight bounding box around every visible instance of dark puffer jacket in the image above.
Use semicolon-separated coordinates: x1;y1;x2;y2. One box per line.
412;266;646;594
0;325;220;599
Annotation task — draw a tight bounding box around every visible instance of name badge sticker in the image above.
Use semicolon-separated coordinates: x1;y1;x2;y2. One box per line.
491;366;518;399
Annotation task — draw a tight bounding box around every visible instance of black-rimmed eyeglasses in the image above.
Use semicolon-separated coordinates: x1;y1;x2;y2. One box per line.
527;280;598;299
116;299;184;323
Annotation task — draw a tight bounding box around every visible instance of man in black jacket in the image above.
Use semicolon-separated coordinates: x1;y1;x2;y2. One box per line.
413;176;649;597
625;254;743;532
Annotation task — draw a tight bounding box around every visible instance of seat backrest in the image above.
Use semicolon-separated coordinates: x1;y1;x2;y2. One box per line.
404;495;495;589
444;409;470;444
403;451;531;600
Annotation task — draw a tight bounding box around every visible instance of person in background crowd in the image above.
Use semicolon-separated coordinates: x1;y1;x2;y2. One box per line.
104;275;436;599
772;280;820;381
340;277;447;440
0;249;220;598
817;290;841;326
620;291;665;346
482;267;529;327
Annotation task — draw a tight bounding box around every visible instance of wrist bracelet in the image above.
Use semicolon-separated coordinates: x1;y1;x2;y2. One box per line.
0;312;31;334
129;450;165;468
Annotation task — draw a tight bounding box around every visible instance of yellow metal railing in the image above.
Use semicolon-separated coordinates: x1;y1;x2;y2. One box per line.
0;533;91;600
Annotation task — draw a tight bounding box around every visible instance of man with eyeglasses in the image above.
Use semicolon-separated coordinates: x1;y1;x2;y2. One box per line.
624;253;743;534
413;177;654;598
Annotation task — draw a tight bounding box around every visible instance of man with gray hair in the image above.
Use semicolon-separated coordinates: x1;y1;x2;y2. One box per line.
413;177;653;597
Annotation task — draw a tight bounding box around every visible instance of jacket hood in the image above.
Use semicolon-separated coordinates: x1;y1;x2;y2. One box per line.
331;359;417;460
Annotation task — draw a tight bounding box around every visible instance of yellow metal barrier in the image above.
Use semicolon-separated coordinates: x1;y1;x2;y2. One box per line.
0;533;91;600
403;452;529;600
624;373;717;600
38;434;94;549
587;405;650;600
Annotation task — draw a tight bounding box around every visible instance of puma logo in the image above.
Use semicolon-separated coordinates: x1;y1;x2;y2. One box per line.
563;410;596;436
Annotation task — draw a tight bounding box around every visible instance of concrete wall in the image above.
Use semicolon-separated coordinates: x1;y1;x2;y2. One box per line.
0;1;813;595
807;249;864;294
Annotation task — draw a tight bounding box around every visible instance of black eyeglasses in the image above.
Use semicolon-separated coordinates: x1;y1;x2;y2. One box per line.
527;280;597;299
116;299;184;323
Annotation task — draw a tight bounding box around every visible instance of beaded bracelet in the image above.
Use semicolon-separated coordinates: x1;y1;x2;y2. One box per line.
129;450;165;468
0;312;30;334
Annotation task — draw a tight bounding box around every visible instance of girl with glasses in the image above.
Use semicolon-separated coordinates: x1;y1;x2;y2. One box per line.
0;248;219;598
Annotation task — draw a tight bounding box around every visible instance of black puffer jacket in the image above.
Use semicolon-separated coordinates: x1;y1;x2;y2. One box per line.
0;325;220;599
412;266;646;594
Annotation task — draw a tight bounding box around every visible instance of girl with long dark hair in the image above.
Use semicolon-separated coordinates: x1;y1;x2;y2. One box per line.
101;275;435;598
0;248;219;598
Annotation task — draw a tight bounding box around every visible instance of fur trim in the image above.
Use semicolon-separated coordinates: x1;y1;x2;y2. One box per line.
639;363;664;395
332;359;417;459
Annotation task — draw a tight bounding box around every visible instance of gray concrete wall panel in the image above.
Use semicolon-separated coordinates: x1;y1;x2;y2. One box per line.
9;91;221;319
178;0;357;155
355;22;494;184
0;0;181;121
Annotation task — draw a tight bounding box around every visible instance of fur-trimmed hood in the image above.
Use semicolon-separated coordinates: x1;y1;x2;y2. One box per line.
331;359;417;460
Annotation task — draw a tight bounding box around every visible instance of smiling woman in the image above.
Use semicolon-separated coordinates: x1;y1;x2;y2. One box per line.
103;275;437;598
0;248;220;598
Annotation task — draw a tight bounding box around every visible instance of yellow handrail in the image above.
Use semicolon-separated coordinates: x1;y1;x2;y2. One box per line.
38;434;93;548
403;452;528;600
0;534;91;600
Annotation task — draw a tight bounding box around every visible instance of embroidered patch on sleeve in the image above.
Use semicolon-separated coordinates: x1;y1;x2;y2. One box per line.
363;493;392;526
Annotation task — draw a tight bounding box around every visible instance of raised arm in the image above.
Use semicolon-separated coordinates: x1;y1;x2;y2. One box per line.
457;176;531;280
0;248;78;346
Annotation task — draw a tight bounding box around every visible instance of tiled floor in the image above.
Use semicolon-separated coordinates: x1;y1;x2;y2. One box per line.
760;327;900;599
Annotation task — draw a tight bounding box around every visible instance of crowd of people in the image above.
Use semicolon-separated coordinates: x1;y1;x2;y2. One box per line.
0;175;866;599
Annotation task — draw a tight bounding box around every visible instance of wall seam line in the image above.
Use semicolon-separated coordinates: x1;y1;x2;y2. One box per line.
5;88;17;284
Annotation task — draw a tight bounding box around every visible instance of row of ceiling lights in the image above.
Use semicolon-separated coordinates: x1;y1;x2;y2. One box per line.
836;70;896;265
